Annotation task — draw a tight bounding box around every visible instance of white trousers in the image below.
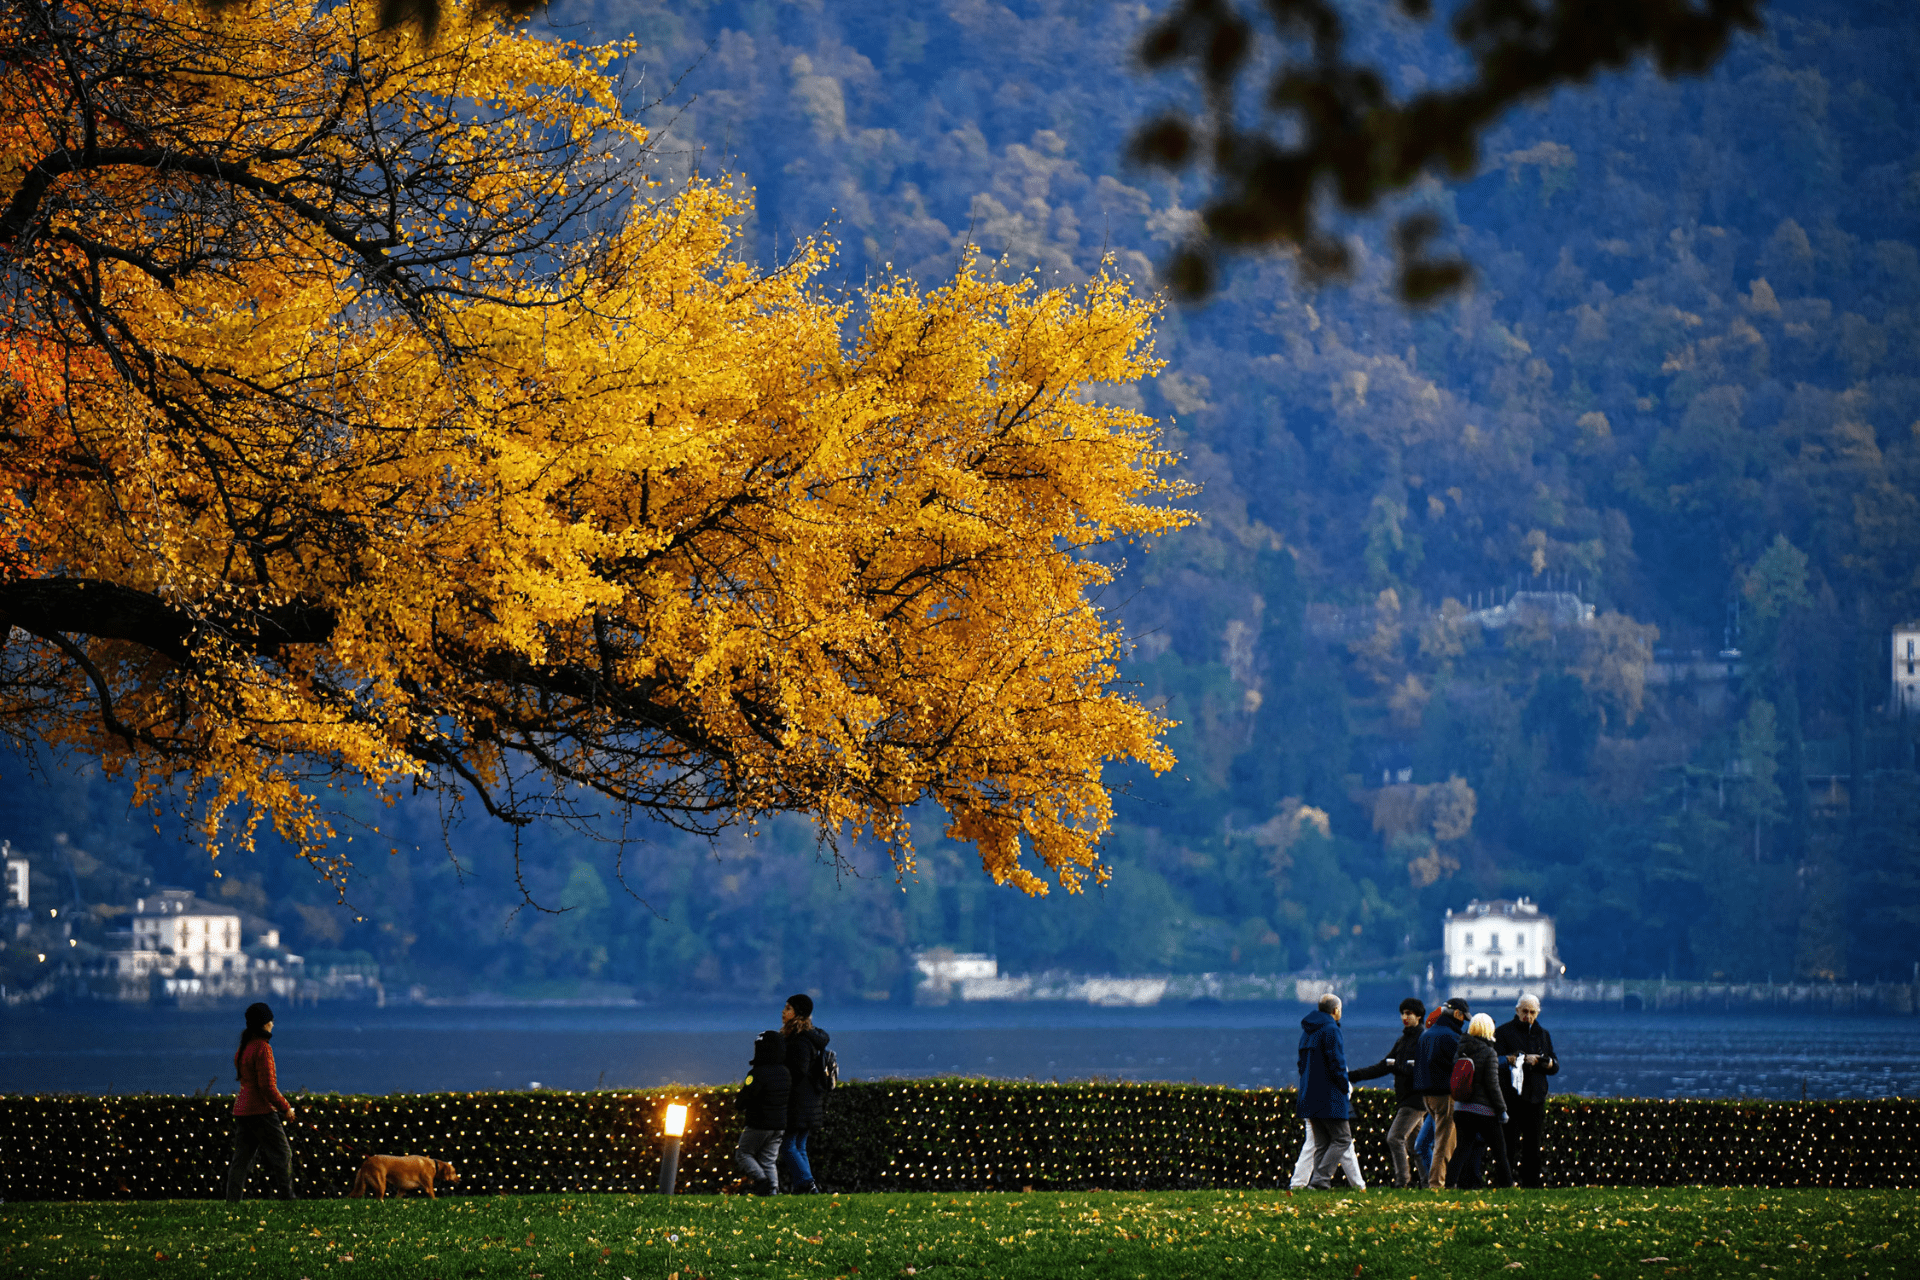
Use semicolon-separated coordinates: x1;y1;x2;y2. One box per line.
1290;1121;1366;1190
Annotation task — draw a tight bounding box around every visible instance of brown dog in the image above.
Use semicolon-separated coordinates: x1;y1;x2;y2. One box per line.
347;1155;459;1199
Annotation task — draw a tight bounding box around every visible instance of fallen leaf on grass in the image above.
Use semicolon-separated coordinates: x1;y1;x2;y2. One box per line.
1640;1258;1670;1264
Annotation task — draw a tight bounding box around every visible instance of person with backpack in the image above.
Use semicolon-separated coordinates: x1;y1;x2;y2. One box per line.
1294;993;1353;1190
780;993;832;1195
1349;997;1428;1187
1447;1013;1514;1189
733;1030;791;1195
1411;997;1469;1189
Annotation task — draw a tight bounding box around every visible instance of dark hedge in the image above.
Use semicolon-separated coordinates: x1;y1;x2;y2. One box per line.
1;1082;1913;1200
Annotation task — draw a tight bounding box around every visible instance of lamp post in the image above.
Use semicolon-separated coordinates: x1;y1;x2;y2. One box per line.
658;1102;688;1195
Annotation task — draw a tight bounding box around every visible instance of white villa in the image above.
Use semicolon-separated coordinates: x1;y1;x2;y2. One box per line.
109;889;292;988
1444;898;1563;981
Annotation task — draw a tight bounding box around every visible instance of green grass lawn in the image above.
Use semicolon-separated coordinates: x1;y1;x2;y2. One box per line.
2;1188;1913;1280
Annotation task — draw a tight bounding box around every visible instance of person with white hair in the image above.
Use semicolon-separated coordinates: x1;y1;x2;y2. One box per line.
1293;992;1356;1189
1447;1013;1514;1189
1495;993;1559;1187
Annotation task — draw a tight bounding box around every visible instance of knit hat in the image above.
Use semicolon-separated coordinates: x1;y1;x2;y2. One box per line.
785;993;814;1019
244;1002;274;1030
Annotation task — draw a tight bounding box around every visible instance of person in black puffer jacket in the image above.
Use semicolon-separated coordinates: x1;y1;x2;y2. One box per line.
1350;997;1427;1187
1447;1014;1514;1189
780;993;831;1195
734;1031;790;1195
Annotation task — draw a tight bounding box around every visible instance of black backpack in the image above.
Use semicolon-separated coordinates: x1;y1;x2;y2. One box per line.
814;1045;839;1093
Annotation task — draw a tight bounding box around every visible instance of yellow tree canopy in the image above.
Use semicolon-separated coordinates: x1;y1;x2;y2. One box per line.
0;0;1189;894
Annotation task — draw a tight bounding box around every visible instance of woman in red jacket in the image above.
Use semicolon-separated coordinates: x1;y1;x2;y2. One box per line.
225;1002;299;1201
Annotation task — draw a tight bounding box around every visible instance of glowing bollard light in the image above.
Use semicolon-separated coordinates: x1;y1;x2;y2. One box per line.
659;1102;689;1195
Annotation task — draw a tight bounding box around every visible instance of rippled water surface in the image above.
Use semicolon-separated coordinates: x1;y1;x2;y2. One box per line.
3;1003;1914;1100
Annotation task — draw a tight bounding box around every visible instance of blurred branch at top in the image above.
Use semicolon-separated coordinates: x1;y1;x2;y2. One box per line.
1130;0;1764;302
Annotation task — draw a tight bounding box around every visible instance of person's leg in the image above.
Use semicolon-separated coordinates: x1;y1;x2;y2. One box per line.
1448;1113;1483;1189
1290;1122;1320;1190
225;1116;264;1203
735;1128;770;1181
1486;1114;1515;1188
258;1113;296;1199
1513;1100;1546;1187
1308;1119;1351;1189
1413;1112;1435;1182
1338;1132;1366;1190
1386;1106;1423;1188
1424;1097;1456;1190
763;1132;786;1191
748;1131;782;1192
780;1128;815;1189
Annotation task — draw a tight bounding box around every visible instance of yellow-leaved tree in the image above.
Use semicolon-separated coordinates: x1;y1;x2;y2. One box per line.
0;0;1189;895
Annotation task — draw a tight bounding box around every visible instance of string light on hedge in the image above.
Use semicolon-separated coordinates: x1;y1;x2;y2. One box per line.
0;1085;1912;1198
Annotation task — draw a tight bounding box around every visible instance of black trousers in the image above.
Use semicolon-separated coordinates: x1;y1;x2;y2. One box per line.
1504;1095;1547;1187
1447;1111;1513;1189
225;1113;297;1202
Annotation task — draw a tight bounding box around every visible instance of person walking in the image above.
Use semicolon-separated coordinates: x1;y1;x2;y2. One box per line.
1412;997;1469;1189
1294;993;1354;1190
224;1002;298;1202
780;993;831;1194
1447;1013;1514;1189
1350;997;1428;1187
1288;1109;1366;1190
1495;994;1559;1188
734;1030;791;1195
1410;1007;1444;1183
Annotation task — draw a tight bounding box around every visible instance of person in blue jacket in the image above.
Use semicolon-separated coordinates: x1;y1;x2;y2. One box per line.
1295;992;1353;1190
1412;997;1470;1188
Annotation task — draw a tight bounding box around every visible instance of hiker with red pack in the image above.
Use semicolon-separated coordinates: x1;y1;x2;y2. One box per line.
1447;1013;1515;1188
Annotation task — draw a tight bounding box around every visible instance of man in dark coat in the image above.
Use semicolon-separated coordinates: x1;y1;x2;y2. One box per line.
1350;997;1427;1187
780;993;832;1194
1495;993;1560;1187
1411;997;1469;1188
1294;993;1352;1189
734;1030;790;1194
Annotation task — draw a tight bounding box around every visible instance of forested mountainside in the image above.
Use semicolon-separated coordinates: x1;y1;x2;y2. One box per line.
5;0;1918;1001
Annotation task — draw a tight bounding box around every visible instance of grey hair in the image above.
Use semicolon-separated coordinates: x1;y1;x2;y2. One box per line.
1516;993;1541;1011
1318;993;1342;1014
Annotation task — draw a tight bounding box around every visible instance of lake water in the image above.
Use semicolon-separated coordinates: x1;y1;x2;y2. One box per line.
2;1002;1914;1101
